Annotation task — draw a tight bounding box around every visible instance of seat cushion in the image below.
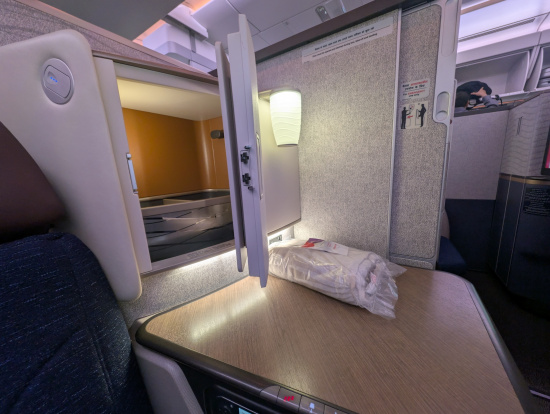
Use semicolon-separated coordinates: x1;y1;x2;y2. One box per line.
437;236;468;276
0;121;65;244
0;232;152;414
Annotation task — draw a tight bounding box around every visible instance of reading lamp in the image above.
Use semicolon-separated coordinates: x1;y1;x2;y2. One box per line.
269;89;302;146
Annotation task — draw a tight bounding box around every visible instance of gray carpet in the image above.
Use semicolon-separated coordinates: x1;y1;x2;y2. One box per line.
463;270;550;413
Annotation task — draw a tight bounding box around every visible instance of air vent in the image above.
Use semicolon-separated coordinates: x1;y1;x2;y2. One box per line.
458;17;536;42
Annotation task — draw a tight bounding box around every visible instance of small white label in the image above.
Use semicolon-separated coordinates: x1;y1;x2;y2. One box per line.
399;100;429;130
400;79;430;100
302;16;394;63
302;238;349;256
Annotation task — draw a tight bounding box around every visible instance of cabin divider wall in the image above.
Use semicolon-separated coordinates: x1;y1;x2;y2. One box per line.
256;10;401;257
445;110;509;271
389;5;447;268
257;5;451;269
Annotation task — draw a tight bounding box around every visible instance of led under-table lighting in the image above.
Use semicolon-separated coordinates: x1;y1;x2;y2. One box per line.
269;89;302;146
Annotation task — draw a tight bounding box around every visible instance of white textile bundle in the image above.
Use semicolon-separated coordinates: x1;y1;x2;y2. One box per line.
268;239;406;319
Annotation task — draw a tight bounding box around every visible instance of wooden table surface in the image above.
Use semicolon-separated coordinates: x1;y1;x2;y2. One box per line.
141;267;528;413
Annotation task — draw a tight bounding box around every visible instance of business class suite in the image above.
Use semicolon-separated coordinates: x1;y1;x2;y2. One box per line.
0;0;546;413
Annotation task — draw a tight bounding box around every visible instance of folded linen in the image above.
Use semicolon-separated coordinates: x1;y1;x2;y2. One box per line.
268;239;406;318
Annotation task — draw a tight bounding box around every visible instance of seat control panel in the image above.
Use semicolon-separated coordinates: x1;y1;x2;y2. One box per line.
260;385;351;414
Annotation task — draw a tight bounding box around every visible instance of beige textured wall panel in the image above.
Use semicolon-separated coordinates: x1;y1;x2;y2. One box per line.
257;11;400;256
390;5;446;263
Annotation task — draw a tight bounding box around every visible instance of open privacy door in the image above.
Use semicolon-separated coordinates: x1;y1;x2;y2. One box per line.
216;15;269;287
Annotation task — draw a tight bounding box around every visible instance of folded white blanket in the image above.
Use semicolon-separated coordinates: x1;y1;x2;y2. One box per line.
268;239;406;319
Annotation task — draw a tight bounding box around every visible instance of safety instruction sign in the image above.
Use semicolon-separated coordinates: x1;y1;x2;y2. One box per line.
302;16;393;63
400;78;430;100
399;101;429;130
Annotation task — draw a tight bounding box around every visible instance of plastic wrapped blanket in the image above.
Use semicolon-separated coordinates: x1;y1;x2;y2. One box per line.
268;239;406;319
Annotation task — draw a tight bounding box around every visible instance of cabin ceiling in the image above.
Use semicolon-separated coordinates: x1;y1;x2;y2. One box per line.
37;0;550;54
458;0;550;52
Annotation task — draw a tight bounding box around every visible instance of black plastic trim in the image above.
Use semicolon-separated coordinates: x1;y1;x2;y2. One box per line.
463;279;542;414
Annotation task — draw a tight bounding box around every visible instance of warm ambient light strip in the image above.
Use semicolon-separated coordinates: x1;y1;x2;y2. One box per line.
270;89;302;146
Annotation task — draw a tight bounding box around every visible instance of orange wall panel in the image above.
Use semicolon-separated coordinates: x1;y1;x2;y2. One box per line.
123;108;203;198
122;109;230;198
195;117;230;190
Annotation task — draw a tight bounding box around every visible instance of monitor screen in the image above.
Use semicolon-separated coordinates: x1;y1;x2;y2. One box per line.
542;127;550;176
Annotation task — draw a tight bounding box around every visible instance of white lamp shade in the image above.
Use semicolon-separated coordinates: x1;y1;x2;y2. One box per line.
270;90;301;146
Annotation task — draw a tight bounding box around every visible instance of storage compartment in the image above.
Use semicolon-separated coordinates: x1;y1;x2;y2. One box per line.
455;51;529;97
525;45;550;91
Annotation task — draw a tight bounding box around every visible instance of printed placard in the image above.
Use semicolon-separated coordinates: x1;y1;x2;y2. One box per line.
399;101;429;130
400;79;430;100
302;16;394;63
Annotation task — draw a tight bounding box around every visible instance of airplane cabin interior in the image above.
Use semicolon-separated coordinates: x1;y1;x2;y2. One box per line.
0;0;549;413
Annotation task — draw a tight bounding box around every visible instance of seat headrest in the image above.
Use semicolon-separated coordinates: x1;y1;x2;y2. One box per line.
0;121;65;244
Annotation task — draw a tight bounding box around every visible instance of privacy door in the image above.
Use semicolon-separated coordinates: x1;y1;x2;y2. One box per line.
216;15;269;287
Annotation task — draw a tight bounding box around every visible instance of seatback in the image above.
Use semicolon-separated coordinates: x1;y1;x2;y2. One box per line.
0;121;153;413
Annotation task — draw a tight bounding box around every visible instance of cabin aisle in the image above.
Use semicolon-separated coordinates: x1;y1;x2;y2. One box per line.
463;271;550;413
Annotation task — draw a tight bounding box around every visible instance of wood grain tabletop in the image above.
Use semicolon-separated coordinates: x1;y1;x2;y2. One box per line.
142;267;525;413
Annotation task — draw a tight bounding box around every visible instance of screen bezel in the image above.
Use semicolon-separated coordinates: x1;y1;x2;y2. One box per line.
542;127;550;176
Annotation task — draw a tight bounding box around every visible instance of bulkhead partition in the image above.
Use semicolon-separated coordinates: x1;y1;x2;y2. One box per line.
389;4;452;268
256;2;458;268
257;10;401;257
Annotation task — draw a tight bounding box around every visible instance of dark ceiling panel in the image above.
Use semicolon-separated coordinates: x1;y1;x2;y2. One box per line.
40;0;184;39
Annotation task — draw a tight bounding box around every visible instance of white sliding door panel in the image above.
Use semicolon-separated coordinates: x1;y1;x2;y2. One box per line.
215;42;248;273
224;15;269;286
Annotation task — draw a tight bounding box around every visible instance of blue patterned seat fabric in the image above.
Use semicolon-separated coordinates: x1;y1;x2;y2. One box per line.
0;232;153;414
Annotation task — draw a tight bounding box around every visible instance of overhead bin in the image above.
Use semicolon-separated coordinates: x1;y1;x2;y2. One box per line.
455;28;550;99
455;51;530;97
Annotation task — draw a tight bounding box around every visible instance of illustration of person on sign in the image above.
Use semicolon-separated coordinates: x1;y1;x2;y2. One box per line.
401;106;411;129
418;103;427;127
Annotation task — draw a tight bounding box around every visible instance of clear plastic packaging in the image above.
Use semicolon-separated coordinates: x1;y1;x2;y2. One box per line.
268;239;406;319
